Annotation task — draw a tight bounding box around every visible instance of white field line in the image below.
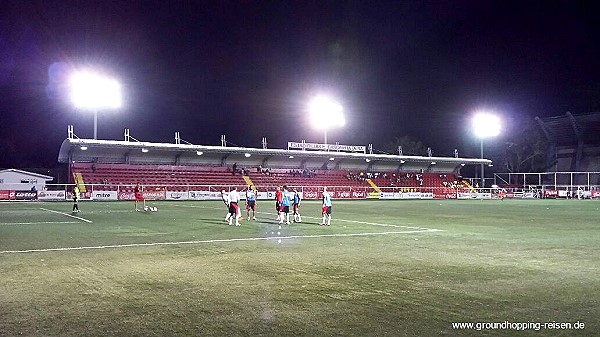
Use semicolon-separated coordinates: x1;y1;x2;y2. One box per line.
39;208;93;223
173;204;442;231
1;221;80;226
0;229;441;254
83;210;133;214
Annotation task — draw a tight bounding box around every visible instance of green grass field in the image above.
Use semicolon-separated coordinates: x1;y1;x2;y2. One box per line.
1;199;598;336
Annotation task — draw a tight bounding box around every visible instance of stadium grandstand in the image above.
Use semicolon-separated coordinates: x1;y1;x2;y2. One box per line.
535;111;600;172
490;112;600;197
57;126;490;201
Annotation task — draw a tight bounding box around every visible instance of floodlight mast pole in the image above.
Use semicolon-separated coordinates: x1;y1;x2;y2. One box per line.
94;110;98;140
70;70;121;141
309;96;343;152
472;112;500;189
480;138;484;188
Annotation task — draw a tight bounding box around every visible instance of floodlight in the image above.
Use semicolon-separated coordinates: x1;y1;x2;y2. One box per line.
309;96;344;129
308;95;344;147
472;113;500;138
69;70;122;140
70;71;121;109
472;111;501;188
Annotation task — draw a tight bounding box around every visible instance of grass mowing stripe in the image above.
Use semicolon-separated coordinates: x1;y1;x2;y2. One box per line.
39;207;93;223
0;229;438;254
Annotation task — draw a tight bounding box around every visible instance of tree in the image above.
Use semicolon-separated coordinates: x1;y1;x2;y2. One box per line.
500;122;547;173
383;135;428;156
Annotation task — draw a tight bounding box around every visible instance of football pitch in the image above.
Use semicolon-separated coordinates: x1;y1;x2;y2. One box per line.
0;199;598;336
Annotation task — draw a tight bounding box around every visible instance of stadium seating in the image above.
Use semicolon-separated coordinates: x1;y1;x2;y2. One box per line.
71;162;463;192
71;163;247;191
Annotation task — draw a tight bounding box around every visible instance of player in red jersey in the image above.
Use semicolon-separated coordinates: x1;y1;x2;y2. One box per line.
275;186;283;221
134;183;146;211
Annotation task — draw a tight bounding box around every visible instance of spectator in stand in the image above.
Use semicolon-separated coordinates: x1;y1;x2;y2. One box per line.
232;163;237;176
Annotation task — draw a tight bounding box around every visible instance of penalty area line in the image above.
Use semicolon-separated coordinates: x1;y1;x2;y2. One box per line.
0;229;440;254
39;208;93;223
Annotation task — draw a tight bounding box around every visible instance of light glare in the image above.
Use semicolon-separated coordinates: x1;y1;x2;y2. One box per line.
309;96;344;129
472;113;501;138
70;71;122;110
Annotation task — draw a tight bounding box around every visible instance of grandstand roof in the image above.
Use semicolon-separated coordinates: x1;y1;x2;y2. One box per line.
536;112;600;146
0;169;54;181
58;138;491;173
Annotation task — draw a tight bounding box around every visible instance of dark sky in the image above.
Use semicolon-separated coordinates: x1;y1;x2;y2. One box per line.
1;0;599;169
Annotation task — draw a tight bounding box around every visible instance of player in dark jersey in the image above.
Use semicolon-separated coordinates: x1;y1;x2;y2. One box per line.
292;188;302;222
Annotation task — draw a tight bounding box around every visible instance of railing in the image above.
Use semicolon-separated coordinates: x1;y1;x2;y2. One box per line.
4;183;599;202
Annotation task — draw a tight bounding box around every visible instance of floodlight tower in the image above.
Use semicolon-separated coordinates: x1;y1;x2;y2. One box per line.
472;112;501;188
70;70;122;139
309;95;344;150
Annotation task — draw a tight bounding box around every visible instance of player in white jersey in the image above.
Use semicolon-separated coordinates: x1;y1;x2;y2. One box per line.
321;186;332;226
228;187;241;226
245;185;257;221
222;190;231;223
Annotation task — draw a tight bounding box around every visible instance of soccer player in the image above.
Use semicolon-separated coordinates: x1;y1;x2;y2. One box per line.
222;190;231;222
274;186;283;221
134;183;146;211
228;187;241;226
292;188;302;222
321;186;332;226
280;185;291;224
245;185;257;221
72;184;80;213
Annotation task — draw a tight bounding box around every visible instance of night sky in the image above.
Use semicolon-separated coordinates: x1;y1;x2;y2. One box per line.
1;0;599;169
